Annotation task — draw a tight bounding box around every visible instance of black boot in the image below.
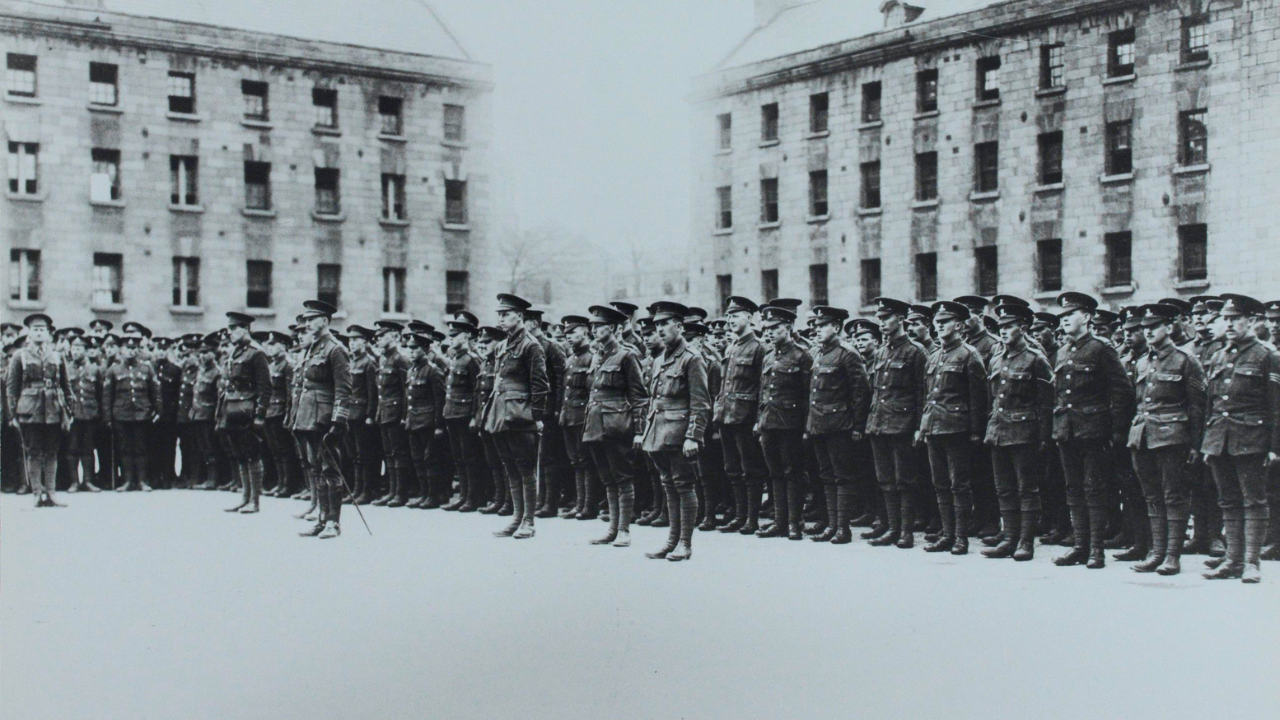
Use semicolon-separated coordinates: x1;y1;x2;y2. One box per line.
895;491;915;549
787;482;805;540
1205;515;1245;579
982;510;1020;559
924;498;955;553
225;464;250;512
1055;506;1090;566
1156;515;1186;576
758;480;788;538
718;484;747;533
1012;510;1037;561
592;486;620;545
739;483;762;535
952;501;971;555
668;487;697;561
1132;516;1167;573
1242;517;1266;583
299;481;328;537
1086;507;1108;569
647;486;681;559
869;491;901;546
831;486;854;544
814;486;840;542
239;459;263;514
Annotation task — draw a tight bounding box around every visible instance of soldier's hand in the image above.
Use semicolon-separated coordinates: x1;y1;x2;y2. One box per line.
913;430;923;447
151;413;160;424
682;438;699;458
9;418;18;429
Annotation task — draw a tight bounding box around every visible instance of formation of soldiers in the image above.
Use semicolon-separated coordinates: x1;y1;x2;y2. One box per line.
4;289;1278;580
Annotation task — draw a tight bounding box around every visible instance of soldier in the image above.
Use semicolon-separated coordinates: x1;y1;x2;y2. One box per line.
1050;292;1134;569
907;305;935;353
481;293;550;540
341;326;378;506
1184;295;1228;557
640;301;710;561
256;331;300;499
372;322;412;508
1201;294;1280;583
474;325;511;515
917;301;989;554
6;314;72;507
188;334;223;490
0;327;20;494
103;335;161;492
716;296;769;534
404;332;446;507
685;321;725;529
152;337;183;489
64;334;104;492
525;308;569;518
1111;307;1151;560
557;314;598;520
865;298;928;548
292;300;353;539
1264;301;1280;561
443;314;485;512
636;316;667;526
216;312;272;514
582;305;648;546
753;305;812;540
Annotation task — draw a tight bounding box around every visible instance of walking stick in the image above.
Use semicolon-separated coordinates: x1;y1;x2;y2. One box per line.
14;422;35;499
322;431;372;536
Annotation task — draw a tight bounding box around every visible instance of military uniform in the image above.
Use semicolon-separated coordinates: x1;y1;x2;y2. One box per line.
263;352;300;497
866;323;928;547
217;330;272;512
152;354;183;489
717;325;769;533
1187;332;1227;553
474;339;510;514
291;310;353;538
65;354;104;491
189;355;222;489
535;332;570;517
405;343;447;508
756;327;812;540
558;336;599;519
175;353;199;488
373;341;412;507
6;334;71;503
443;343;485;511
103;351;161;491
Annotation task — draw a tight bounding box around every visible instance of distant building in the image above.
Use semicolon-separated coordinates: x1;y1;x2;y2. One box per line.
2;0;494;333
690;0;1280;317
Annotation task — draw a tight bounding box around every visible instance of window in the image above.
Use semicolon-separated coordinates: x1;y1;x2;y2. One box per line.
7;142;38;195
716;186;732;229
89;62;118;106
379;96;403;135
1038;131;1063;185
716;274;733;312
916;69;938;113
862;81;882;122
1106;120;1133;175
1037;239;1063;292
172;257;200;307
915;151;937;201
1182;16;1209;63
975;141;999;192
6;53;36;97
1105;231;1132;286
761;102;779;142
809;170;828;217
9;249;39;302
317;264;342;309
382;173;406;220
861;161;881;209
810;92;829;133
246;260;272;308
1040;44;1065;89
443;104;466;142
1109;28;1136;77
313;87;338;128
975;246;999;296
445;179;467;224
244;161;271;210
976;56;1001;102
242;80;268;120
717;113;732;150
167;71;194;114
446;271;469;315
1179;224;1208;281
90;148;121;201
809;263;828;307
761;269;779;303
92;253;123;305
170;155;198;206
382;267;407;314
915;252;938;302
314;168;340;215
861;259;881;307
1180;109;1208;166
760;178;779;223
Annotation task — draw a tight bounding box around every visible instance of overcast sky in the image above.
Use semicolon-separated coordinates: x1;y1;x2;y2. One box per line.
425;0;756;262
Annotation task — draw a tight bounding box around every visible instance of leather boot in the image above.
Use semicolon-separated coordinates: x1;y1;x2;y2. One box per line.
1013;510;1038;561
739;483;762;535
869;491;901;546
1242;517;1266;583
1261;513;1280;561
758;480;788;538
578;478;600;520
831;487;854;544
239;460;263;513
952;501;971;555
225;464;250;512
299;482;327;536
1086;507;1108;569
787;482;805;540
1132;516;1167;572
372;466;395;506
614;481;635;547
1054;506;1090;566
667;486;697;561
982;510;1020;558
895;492;915;548
1113;516;1151;561
718;484;747;533
1205;515;1245;579
924;499;955;553
592;486;620;545
814;486;840;542
647;486;681;559
1157;516;1187;575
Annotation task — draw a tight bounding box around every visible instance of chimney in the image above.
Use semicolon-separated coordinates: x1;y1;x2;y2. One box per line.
879;1;926;29
754;0;807;27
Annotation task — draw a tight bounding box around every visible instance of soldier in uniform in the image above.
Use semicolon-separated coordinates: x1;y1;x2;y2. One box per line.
404;332;447;507
443;314;484;512
1050;292;1134;569
482;294;550;540
754;305;812;540
685;321;725;529
474;325;512;515
152;337;183;489
917;301;988;555
953;296;1001;540
6;314;72;507
582;305;648;546
1263;301;1280;561
340;326;378;506
293;300;352;539
0;327;20;494
636;316;667;526
1111;308;1151;560
372;322;412;507
1185;295;1227;557
640;301;710;561
907;305;935;354
716;296;769;534
1200;294;1280;583
557;314;597;520
865;298;928;548
217;313;272;514
187;334;223;490
256;331;300;499
64;334;104;492
523;308;569;517
104;335;161;492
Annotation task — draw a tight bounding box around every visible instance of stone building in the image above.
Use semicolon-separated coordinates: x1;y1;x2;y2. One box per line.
690;0;1280;316
2;0;493;333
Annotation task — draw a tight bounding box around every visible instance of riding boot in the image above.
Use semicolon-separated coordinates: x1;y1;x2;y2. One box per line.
240;460;263;513
614;481;634;547
739;482;762;535
787;481;805;540
299;479;327;536
925;498;956;552
895;491;915;548
718;484;747;533
831;486;854;544
758;480;788;538
814;486;840;542
1055;506;1090;566
647;486;681;559
1157;516;1187;575
1242;518;1266;583
1132;516;1168;573
668;486;697;561
1086;507;1108;569
225;463;250;512
982;510;1020;558
1205;514;1245;579
591;486;620;545
869;490;901;546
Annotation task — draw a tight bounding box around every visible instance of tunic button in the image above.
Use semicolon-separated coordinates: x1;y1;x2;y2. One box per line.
1066;390;1072;394
1223;395;1229;400
1223;411;1229;417
1067;404;1073;408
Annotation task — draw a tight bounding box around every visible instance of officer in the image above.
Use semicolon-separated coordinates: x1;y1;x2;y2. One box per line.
866;298;928;548
293;300;352;539
481;293;550;540
641;301;710;561
1201;294;1280;583
916;300;988;554
103;334;161;492
218;312;272;514
404;332;446;507
372;322;412;507
806;306;870;544
443;314;484;512
6;313;72;507
1051;292;1134;569
64;334;104;492
634;315;666;526
716;296;769;534
256;331;300;499
582;304;648;546
557;314;598;520
754;304;812;540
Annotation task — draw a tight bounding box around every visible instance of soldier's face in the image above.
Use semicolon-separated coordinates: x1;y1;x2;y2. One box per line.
853;334;874;354
728;311;751;334
591;324;612;344
657;318;682;344
70;343;86;360
27;324;50;343
265;341;284;358
1143;322;1169;345
934;317;959;341
228;325;249;343
1209;313;1228;339
565;325;588;348
1266;319;1279;338
879;314;903;335
999;323;1022;345
350;337;367;354
378;332;394;350
1123;327;1144;349
1;328;16;342
1059;309;1088;335
815;323;838;343
497;310;521;331
1225;315;1251;341
122;346;136;361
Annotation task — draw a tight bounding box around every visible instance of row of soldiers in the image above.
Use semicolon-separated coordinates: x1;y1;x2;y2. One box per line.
4;289;1278;578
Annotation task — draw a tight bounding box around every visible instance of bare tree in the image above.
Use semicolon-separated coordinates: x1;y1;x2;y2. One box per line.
497;226;554;295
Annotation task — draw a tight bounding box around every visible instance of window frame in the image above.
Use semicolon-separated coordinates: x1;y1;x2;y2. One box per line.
915;151;938;201
1037;238;1063;292
976;56;1001;102
241;79;269;121
717;113;732;150
445;270;470;316
808;169;828;218
6;53;36;97
1179;109;1208;166
915;252;938;302
89;62;118;106
1038;131;1064;185
861;258;881;307
383;267;407;314
9;248;40;302
445;179;467;224
760;102;779;142
314;167;341;215
715;185;732;230
1105;120;1133;175
172;256;200;308
169;155;199;206
244;161;272;210
1105;231;1133;286
246;260;273;309
1040;44;1065;90
861;81;882;123
861;161;881;209
90;147;122;202
379;95;404;136
8;141;39;195
759;178;779;223
916;68;938;113
809;92;829;134
1108;28;1136;77
974;141;999;193
1178;224;1208;281
809;263;829;307
761;268;779;304
316;263;342;310
167;71;195;114
92;252;124;306
312;87;338;128
381;173;407;220
975;245;999;296
1181;16;1210;64
443;104;466;142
